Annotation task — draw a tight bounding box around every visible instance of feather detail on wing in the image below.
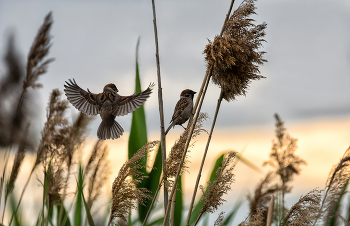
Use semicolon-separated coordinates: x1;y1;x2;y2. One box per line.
111;83;155;116
64;79;101;115
170;98;190;123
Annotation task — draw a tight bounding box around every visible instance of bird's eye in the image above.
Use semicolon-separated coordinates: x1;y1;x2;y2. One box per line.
185;94;190;97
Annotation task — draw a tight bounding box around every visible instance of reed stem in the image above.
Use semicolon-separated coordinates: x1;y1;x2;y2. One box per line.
185;90;223;226
151;0;169;222
266;195;274;226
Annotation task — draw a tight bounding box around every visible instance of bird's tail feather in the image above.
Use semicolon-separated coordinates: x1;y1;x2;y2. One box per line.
97;120;124;140
165;122;175;135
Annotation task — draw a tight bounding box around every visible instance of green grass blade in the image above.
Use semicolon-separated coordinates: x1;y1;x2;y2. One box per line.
128;38;160;222
81;190;95;226
74;164;83;226
9;193;21;226
56;204;71;226
173;175;183;226
148;217;164;226
128;38;148;162
189;154;225;225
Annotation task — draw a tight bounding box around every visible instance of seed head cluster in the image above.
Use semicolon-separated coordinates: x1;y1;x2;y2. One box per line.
204;0;267;101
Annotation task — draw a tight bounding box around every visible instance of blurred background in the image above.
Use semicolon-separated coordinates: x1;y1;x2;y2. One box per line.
0;0;349;225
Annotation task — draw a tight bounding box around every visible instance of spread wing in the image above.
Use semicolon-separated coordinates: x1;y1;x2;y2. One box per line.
112;83;155;116
64;79;101;115
170;98;190;123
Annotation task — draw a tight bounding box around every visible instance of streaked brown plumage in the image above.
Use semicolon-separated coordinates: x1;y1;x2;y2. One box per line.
165;89;196;135
64;79;154;140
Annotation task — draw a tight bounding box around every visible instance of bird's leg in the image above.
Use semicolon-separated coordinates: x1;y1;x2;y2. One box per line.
181;125;186;130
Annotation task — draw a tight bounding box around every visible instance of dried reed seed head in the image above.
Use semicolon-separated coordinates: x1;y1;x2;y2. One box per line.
263;114;306;191
200;152;236;214
165;113;208;187
214;212;225;226
109;141;159;224
86;145;111;209
248;172;279;214
238;207;266;226
283;188;322;226
25;11;54;89
204;0;267;101
320;147;350;223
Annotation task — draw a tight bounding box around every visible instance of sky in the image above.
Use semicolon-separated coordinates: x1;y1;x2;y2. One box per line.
0;0;350;225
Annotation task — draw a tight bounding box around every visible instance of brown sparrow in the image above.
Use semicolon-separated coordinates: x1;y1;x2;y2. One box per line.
165;89;196;135
64;79;154;140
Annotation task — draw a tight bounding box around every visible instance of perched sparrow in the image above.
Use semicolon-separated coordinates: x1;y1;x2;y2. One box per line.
64;79;154;140
165;89;196;135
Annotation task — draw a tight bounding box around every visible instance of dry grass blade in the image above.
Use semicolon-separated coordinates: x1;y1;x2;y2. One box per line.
204;0;267;101
283;188;322;226
24;11;54;89
85;142;110;209
108;141;159;225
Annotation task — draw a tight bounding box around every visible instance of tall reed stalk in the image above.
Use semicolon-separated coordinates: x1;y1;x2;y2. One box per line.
151;0;169;220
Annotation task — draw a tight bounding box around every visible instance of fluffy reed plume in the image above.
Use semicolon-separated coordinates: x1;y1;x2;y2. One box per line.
24;12;54;90
312;147;350;225
247;172;278;219
39;90;71;205
203;0;267;101
85;140;111;210
165;113;208;187
193;152;236;225
214;212;225;226
263;114;306;219
36;89;68;166
1;12;54;147
239;207;266;226
0;36;25;147
108;141;159;225
282;188;322;226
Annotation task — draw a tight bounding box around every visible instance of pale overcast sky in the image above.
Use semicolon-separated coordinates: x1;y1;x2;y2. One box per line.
1;0;349;135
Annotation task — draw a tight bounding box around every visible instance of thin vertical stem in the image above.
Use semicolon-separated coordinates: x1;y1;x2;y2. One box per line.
1;147;11;224
185;90;224;226
142;181;162;226
193;212;204;226
266;195;274;226
169;190;176;226
151;0;169;221
9;166;35;226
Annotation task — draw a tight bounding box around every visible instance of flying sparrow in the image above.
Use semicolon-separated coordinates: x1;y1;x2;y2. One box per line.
165;89;196;135
64;79;154;140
